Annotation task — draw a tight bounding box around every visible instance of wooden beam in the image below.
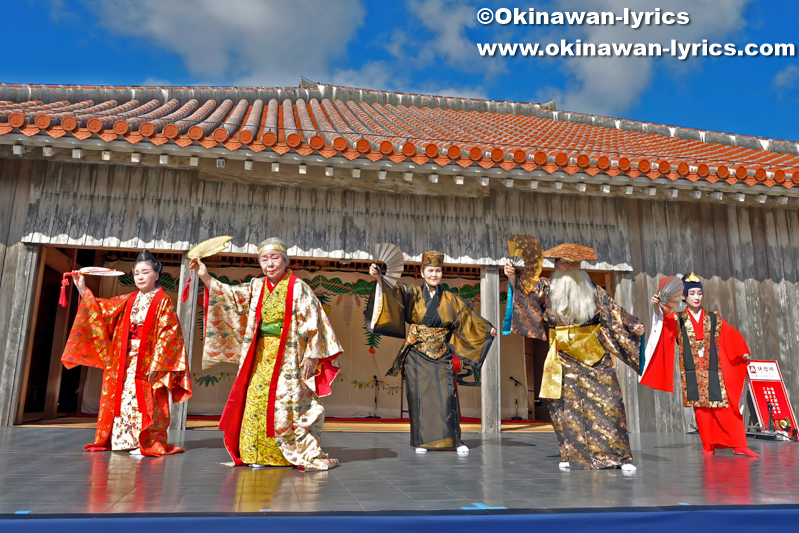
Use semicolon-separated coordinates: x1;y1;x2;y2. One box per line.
170;253;198;431
0;159;43;427
480;265;501;434
44;247;81;274
42;248;77;419
14;246;47;424
0;245;43;426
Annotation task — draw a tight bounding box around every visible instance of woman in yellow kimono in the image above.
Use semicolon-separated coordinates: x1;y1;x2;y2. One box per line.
190;237;342;470
367;250;496;454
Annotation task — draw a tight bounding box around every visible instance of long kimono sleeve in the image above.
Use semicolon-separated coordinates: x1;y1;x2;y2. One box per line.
505;278;548;340
202;278;259;369
364;278;414;338
719;320;750;411
61;289;130;370
449;295;494;370
147;297;193;402
597;286;643;373
640;312;678;392
293;280;343;397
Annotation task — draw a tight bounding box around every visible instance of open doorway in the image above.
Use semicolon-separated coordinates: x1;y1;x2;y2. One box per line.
18;246;184;425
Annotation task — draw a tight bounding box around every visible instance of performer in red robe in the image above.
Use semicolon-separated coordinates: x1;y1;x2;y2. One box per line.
61;250;192;456
642;273;758;458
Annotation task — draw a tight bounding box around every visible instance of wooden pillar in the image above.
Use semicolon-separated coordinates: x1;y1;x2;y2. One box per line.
480;265;501;434
170;253;198;430
0;245;43;426
42;248;78;420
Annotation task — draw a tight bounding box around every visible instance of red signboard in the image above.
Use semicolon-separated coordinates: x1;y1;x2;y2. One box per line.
747;360;798;439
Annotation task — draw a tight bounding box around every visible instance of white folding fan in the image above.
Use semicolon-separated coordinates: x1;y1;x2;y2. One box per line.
59;266;125;306
657;275;684;314
370;243;404;288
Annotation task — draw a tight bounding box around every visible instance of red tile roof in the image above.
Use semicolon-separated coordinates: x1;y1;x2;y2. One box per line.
1;82;798;189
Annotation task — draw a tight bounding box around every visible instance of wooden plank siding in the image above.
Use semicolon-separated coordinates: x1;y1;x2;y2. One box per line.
0;158;44;426
3;157;799;434
625;198;799;434
20;162;635;269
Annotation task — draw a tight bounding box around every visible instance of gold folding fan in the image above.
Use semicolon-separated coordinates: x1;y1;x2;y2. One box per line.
188;235;234;259
371;243;404;288
507;233;543;295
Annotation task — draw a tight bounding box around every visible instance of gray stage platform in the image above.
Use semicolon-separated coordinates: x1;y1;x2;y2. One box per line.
0;427;796;514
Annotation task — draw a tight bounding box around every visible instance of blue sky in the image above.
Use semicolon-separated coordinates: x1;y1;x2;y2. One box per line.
2;0;798;141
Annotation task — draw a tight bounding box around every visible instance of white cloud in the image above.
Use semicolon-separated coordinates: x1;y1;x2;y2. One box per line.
391;0;504;75
407;0;477;67
535;0;752;116
773;64;799;91
85;0;365;87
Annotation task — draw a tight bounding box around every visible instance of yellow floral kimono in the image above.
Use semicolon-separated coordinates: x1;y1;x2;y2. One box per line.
203;271;342;470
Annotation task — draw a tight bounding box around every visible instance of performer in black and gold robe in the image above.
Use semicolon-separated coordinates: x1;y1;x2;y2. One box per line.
367;250;496;454
504;243;644;471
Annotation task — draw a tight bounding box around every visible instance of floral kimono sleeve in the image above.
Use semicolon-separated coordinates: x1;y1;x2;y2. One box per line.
597;286;642;373
505;278;549;341
147;297;193;402
61;289;130;370
202;278;260;369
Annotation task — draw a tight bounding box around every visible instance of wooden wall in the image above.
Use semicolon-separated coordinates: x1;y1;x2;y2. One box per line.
614;198;799;434
3;157;799;434
0;158;44;426
20;162;634;270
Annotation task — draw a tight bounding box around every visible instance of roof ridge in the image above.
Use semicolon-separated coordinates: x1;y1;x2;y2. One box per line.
545;106;799;157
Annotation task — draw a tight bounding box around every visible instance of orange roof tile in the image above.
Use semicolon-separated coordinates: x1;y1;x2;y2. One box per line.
0;82;798;188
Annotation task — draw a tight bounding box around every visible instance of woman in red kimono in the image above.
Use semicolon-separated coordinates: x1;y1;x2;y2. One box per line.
61;250;192;456
643;273;758;458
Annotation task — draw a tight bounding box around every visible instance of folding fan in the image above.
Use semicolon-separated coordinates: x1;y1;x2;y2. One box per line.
657;275;684;314
183;235;234;302
507;233;543;295
370;243;404;288
188;235;233;259
59;267;125;307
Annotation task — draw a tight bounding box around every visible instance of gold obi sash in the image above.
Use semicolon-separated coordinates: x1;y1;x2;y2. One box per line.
540;324;606;399
386;324;449;376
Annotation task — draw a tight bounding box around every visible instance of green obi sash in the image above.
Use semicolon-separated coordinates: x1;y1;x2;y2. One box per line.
259;320;283;337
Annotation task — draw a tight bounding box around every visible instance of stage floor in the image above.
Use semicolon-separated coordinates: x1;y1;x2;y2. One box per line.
0;426;797;515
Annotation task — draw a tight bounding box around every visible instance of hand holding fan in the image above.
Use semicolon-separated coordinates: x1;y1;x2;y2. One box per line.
183;235;234;302
370;243;404;288
59;266;124;307
656;275;684;314
507;233;543;295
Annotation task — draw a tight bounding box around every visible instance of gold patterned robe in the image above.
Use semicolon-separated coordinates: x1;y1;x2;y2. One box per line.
61;287;192;456
203;271;342;470
506;277;642;469
366;278;494;449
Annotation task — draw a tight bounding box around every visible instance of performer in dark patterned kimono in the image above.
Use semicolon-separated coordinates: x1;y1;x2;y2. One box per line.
367;251;496;454
643;273;758;458
503;243;643;471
